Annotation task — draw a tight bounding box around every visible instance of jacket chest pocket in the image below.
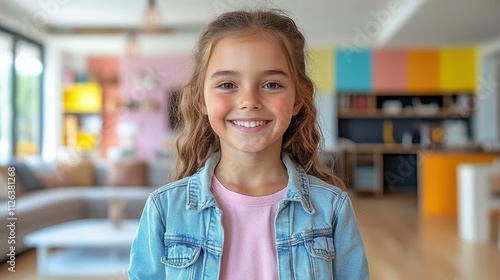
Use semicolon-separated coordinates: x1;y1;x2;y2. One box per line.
305;236;336;280
284;232;336;280
161;239;203;280
306;236;336;260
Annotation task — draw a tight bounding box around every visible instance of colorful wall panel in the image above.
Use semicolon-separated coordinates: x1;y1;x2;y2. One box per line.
308;48;334;93
336;49;372;93
313;47;477;95
440;48;477;92
407;50;440;93
87;57;120;158
120;56;191;161
373;49;407;93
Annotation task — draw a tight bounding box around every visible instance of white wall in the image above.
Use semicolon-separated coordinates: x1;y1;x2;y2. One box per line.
42;45;62;161
474;54;500;143
315;92;337;152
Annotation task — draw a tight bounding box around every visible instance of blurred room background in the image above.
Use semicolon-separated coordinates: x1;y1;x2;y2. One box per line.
0;0;499;279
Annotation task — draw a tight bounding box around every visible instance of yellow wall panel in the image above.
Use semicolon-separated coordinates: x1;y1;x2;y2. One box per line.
440;48;477;92
308;48;334;93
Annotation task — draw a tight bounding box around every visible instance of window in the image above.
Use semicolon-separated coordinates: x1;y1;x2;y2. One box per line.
0;27;44;161
0;31;13;162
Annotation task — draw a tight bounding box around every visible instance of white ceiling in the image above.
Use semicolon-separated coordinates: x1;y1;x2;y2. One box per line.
1;0;500;55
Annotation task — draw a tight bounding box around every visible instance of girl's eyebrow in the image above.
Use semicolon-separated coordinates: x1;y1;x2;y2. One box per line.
210;70;239;79
210;69;289;79
261;70;289;78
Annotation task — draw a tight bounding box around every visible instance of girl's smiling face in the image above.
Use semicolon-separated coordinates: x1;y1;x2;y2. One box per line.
202;35;302;156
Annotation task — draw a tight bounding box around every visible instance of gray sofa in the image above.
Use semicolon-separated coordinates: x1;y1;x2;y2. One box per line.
0;158;174;262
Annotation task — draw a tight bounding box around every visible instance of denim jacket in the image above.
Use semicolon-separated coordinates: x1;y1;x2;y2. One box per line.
128;152;369;279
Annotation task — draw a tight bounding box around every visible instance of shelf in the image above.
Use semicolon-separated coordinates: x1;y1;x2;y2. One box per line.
345;144;421;154
338;109;472;119
345;144;479;154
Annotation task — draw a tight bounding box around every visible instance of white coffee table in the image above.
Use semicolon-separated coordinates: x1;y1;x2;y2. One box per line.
24;219;139;276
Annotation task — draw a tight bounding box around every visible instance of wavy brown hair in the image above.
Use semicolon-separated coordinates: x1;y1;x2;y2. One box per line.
172;9;345;189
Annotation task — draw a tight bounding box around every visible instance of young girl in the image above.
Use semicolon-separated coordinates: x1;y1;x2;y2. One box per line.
129;9;369;280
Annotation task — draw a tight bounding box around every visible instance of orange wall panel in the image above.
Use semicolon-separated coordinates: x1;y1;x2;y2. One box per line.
408;50;440;93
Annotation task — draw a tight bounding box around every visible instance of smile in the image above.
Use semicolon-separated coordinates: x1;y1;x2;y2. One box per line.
230;120;269;128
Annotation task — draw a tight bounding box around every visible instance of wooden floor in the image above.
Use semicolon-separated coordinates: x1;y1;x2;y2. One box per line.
1;193;499;280
355;193;500;280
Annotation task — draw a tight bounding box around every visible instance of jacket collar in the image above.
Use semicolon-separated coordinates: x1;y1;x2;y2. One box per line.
186;152;315;214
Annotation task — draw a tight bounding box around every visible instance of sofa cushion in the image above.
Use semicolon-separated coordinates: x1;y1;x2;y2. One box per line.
93;159;109;186
42;159;95;188
0;165;25;198
0;167;12;200
107;159;148;186
0;173;6;201
10;162;44;193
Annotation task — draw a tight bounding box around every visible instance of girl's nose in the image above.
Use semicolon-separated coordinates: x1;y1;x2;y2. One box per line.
238;88;262;110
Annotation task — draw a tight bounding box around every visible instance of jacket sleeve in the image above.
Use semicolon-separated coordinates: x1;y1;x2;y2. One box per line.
128;194;166;279
332;193;370;279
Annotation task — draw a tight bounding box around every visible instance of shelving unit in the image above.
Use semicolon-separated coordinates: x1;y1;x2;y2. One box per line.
338;93;474;118
338;92;476;195
62;83;102;153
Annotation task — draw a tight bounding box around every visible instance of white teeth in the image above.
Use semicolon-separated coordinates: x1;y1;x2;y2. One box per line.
231;120;267;128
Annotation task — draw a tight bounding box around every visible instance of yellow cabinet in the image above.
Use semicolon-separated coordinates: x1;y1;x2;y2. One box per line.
420;152;497;216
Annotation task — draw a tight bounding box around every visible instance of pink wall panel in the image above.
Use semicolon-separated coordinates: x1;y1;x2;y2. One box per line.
88;57;120;158
373;49;407;93
120;56;191;161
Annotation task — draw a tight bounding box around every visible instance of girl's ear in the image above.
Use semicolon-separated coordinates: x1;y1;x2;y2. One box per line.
292;100;303;116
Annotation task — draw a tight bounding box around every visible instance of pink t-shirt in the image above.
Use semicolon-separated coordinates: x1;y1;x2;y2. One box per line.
211;176;286;280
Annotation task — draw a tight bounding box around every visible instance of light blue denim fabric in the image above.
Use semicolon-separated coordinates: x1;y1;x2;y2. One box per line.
128;152;369;279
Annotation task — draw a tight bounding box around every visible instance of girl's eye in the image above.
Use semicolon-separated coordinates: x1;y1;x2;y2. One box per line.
217;82;236;90
263;82;282;90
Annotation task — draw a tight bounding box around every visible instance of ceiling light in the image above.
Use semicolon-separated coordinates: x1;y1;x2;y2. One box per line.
143;0;162;30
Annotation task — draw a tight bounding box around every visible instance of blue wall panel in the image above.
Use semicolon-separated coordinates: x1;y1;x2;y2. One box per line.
336;49;372;93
